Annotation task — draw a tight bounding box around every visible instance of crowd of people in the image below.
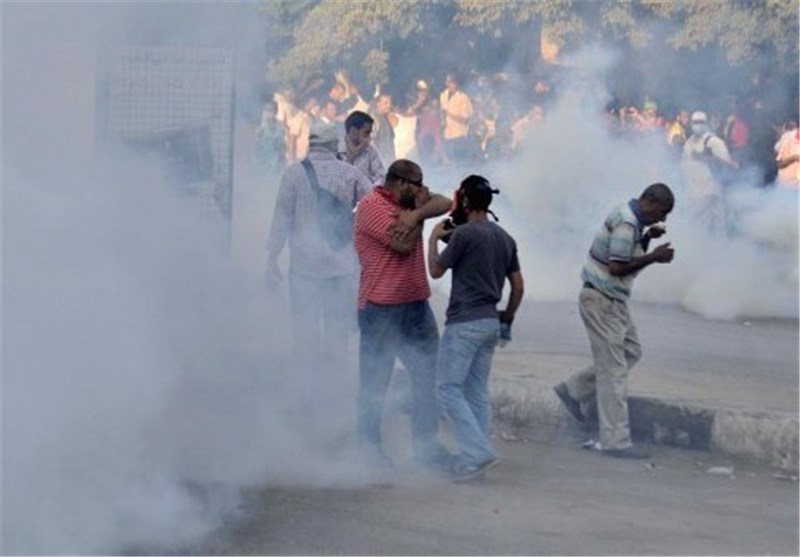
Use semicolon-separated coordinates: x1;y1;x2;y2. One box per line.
265;122;526;480
259;65;796;482
255;69;800;194
264;117;682;481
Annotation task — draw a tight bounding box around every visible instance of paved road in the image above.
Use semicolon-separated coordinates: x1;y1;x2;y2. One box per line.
233;132;798;415
429;296;799;414
190;437;798;556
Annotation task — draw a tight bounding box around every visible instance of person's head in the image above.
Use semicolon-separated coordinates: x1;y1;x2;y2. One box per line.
329;83;346;102
322;100;338;122
638;183;674;225
344;110;374;148
308;120;339;152
385;159;424;209
415;80;430;102
533;78;551;95
690;111;708;136
530;104;544;121
643;100;658;120
445;74;460;94
450;174;500;224
377;93;392;115
678;109;690;125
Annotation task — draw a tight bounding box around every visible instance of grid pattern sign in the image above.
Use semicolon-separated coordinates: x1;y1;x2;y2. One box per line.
100;46;235;217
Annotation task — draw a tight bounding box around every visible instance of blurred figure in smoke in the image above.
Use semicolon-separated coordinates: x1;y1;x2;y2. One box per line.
265;122;373;427
681;111;739;235
339;110;384;184
723;98;752;167
330;71;370;120
319;100;339;125
440;73;474;162
510;103;544;152
411;80;448;165
274;91;306;163
632;100;664;132
554;184;675;460
371;93;398;164
666;108;690;156
427;176;524;481
775;117;800;189
255;98;285;178
354;159;453;474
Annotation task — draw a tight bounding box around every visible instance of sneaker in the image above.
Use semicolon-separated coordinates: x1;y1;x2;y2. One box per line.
603;446;651;460
452;457;501;483
554;383;585;423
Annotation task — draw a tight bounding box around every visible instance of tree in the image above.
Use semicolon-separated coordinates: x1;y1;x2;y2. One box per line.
267;0;423;86
644;0;799;70
262;0;799;90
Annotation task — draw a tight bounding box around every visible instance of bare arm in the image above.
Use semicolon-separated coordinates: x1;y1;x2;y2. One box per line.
500;271;524;324
390;222;423;256
412;192;452;221
777;153;800;169
426;220;449;278
607;243;674;277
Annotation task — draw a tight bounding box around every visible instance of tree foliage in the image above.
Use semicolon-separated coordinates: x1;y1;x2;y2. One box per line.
644;0;799;68
267;0;423;85
262;0;799;88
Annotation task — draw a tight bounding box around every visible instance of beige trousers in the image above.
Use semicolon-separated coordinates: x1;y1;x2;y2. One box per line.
565;287;642;450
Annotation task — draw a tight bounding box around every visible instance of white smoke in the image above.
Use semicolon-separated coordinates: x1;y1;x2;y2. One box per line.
3;6;797;554
2;4;367;555
485;45;798;320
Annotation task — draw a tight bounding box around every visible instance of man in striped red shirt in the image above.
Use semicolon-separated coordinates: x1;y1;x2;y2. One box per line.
354;159;452;472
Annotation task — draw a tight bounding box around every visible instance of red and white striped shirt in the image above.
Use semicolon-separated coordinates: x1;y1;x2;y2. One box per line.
355;186;430;309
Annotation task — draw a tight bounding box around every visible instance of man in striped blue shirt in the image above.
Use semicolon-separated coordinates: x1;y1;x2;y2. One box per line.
554;183;675;459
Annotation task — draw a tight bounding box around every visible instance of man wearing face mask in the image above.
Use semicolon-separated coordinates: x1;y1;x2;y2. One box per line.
354;159;453;475
339;111;385;184
554;184;675;460
681;111;738;234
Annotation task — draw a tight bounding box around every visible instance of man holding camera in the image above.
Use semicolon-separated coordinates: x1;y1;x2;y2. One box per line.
428;175;524;481
554;183;675;459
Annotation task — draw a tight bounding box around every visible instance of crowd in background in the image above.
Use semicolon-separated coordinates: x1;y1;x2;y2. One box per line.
255;69;800;190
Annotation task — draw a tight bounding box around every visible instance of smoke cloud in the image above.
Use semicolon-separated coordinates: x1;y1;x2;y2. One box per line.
3;4;797;555
3;3;366;554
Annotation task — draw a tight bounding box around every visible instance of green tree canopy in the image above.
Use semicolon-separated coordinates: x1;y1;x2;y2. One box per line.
262;0;798;89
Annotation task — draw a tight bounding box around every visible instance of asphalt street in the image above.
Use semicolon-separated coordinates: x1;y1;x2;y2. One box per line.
190;437;799;556
451;298;799;414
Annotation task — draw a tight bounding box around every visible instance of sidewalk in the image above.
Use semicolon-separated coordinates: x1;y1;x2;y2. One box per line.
482;300;799;470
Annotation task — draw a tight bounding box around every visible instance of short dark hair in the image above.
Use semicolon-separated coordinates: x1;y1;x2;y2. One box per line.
385;159;421;185
345;110;374;133
460;174;498;212
641;182;674;208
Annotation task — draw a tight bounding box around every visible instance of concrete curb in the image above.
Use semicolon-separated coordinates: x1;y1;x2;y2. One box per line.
491;374;799;470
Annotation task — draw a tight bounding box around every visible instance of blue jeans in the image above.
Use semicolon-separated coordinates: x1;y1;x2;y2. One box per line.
436;318;500;467
357;301;441;461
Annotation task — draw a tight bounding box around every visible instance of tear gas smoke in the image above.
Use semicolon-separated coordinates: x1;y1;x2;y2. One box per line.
3;4;366;554
3;4;797;555
424;45;798;321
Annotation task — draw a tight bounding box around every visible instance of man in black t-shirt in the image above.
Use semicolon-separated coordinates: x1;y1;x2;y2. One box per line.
427;175;525;481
